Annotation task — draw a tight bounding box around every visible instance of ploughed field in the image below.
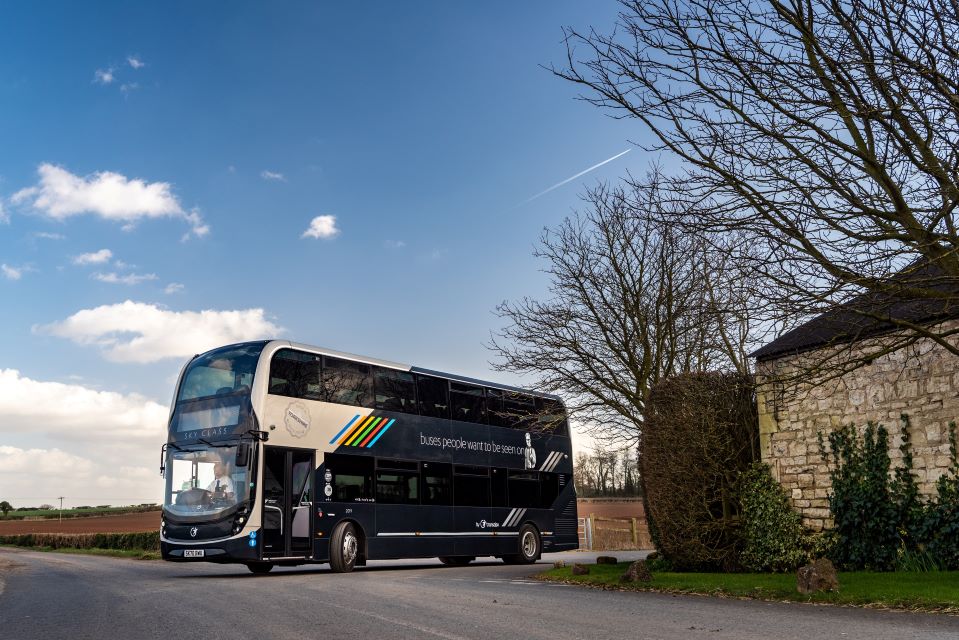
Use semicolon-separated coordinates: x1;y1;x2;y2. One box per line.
0;510;160;534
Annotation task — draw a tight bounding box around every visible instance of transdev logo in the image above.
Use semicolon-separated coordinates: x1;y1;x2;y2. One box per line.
329;415;396;448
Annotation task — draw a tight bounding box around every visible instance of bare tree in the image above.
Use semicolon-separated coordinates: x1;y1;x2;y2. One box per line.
556;0;959;380
573;448;642;496
491;175;754;445
574;452;599;496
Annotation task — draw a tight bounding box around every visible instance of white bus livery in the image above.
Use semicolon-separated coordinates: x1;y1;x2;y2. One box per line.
160;340;578;573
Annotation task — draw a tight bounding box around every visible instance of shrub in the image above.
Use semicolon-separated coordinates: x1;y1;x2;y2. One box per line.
917;423;959;569
820;416;959;571
738;463;808;572
0;531;159;551
640;372;759;571
821;421;899;570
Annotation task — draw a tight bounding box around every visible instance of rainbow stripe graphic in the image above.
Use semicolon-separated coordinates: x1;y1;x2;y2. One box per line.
329;414;396;448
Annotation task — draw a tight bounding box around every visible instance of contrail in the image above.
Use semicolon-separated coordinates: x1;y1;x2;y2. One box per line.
522;148;631;204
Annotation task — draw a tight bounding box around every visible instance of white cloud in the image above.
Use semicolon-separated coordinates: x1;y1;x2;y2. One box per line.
260;170;286;182
384;239;406;249
34;231;65;240
0;446;95;476
92;272;158;285
72;248;113;265
302;215;339;239
164;282;185;294
12;164;208;237
0;371;169;506
182;209;209;240
127;55;145;70
36;300;282;363
1;264;22;280
94;68;115;84
120;82;139;94
0;200;7;224
0;370;167;440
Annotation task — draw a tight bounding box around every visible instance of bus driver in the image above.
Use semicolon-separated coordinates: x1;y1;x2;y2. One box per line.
206;461;235;501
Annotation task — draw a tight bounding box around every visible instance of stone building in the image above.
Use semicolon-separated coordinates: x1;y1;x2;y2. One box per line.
753;293;959;531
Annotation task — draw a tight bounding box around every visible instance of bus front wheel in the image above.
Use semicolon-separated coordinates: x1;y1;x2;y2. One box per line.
246;562;273;574
330;522;359;573
503;524;540;564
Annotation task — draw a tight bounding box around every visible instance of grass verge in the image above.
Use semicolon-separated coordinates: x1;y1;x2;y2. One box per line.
537;562;959;613
0;532;159;562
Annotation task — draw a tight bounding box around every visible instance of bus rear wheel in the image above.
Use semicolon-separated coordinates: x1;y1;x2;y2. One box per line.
438;556;475;566
330;522;359;573
246;562;273;574
503;524;540;564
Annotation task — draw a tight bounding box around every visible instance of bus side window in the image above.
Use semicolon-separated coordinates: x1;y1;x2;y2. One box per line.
416;375;450;419
453;465;490;507
539;472;559;508
450;382;487;424
325;453;373;501
534;397;569;437
375;458;419;505
373;367;417;414
503;392;535;430
269;349;321;400
322;357;374;408
507;470;540;508
421;462;452;506
487;389;508;427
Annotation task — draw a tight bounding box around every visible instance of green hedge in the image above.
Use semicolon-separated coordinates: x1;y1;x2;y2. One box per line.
0;531;159;551
641;372;760;571
738;463;809;572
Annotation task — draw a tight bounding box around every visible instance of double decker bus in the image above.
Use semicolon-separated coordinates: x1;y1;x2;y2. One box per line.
160;340;578;573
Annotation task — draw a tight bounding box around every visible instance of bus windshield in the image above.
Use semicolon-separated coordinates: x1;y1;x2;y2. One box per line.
164;444;252;518
178;343;265;402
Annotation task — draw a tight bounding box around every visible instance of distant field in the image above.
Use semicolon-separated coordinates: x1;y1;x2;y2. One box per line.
1;506;159;521
0;510;160;534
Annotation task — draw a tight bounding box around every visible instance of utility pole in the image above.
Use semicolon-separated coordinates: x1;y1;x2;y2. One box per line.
58;496;64;523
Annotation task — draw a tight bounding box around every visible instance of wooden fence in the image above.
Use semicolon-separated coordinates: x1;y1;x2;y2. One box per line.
577;513;652;551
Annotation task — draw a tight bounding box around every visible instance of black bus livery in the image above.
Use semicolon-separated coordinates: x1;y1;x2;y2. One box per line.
160;340;578;573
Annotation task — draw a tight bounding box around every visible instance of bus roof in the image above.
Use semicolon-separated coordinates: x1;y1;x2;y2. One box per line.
269;340;562;401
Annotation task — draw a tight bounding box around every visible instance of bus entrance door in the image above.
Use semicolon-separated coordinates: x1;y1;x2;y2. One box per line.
262;447;314;558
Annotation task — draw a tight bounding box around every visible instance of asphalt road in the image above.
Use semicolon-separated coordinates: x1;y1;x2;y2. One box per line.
1;549;957;640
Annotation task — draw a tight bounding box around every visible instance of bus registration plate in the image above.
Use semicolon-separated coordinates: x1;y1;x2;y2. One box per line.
184;549;204;558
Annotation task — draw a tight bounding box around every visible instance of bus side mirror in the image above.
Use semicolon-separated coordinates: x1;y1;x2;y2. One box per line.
235;443;250;467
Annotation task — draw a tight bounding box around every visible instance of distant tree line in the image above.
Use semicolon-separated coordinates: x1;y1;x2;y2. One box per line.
573;449;641;498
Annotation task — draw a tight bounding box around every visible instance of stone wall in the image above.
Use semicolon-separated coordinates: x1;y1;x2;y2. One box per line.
756;321;959;531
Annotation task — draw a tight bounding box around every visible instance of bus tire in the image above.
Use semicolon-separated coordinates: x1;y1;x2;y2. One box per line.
246;562;273;574
438;556;474;566
515;524;541;564
330;521;359;573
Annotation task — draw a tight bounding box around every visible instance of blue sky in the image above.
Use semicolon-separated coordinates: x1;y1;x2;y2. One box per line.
0;2;648;505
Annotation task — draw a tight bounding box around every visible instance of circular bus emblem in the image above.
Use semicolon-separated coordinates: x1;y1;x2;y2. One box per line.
190;527;198;538
284;402;311;438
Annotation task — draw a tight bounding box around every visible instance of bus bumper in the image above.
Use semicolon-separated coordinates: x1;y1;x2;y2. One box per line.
161;534;260;563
